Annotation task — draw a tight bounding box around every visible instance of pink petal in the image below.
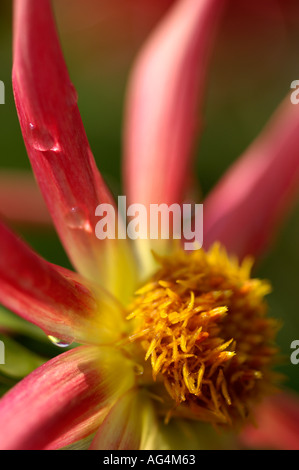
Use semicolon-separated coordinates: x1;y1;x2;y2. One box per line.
90;390;143;450
123;0;226;208
204;98;299;260
240;392;299;450
0;171;52;226
13;0;136;302
0;345;135;450
0;220;124;345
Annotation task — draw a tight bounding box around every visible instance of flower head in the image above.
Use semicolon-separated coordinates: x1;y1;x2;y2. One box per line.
127;245;279;427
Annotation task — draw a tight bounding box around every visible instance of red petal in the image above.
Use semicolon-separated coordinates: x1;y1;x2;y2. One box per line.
90;390;143;450
123;0;225;208
0;345;135;450
0;220;123;345
13;0;136;302
204;99;299;259
241;392;299;450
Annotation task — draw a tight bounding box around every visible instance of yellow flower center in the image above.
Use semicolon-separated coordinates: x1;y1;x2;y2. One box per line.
127;243;280;426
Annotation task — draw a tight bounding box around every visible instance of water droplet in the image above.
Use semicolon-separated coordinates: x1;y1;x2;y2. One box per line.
50;143;61;153
65;207;92;233
48;335;72;348
28;123;56;152
133;364;144;376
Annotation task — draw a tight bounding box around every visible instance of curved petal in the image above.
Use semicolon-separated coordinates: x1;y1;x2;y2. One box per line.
0;220;124;346
123;0;226;272
0;171;52;226
123;0;226;208
0;345;135;450
90;389;144;450
12;0;137;304
240;392;299;450
204;98;299;260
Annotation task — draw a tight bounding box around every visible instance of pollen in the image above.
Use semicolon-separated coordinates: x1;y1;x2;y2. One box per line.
127;243;280;426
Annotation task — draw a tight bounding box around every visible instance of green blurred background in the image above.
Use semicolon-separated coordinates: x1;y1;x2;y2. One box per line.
0;0;299;394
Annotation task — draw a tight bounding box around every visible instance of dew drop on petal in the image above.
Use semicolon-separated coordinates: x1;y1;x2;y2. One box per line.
133;364;144;376
28;123;56;152
50;143;61;153
48;335;73;348
65;206;92;233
